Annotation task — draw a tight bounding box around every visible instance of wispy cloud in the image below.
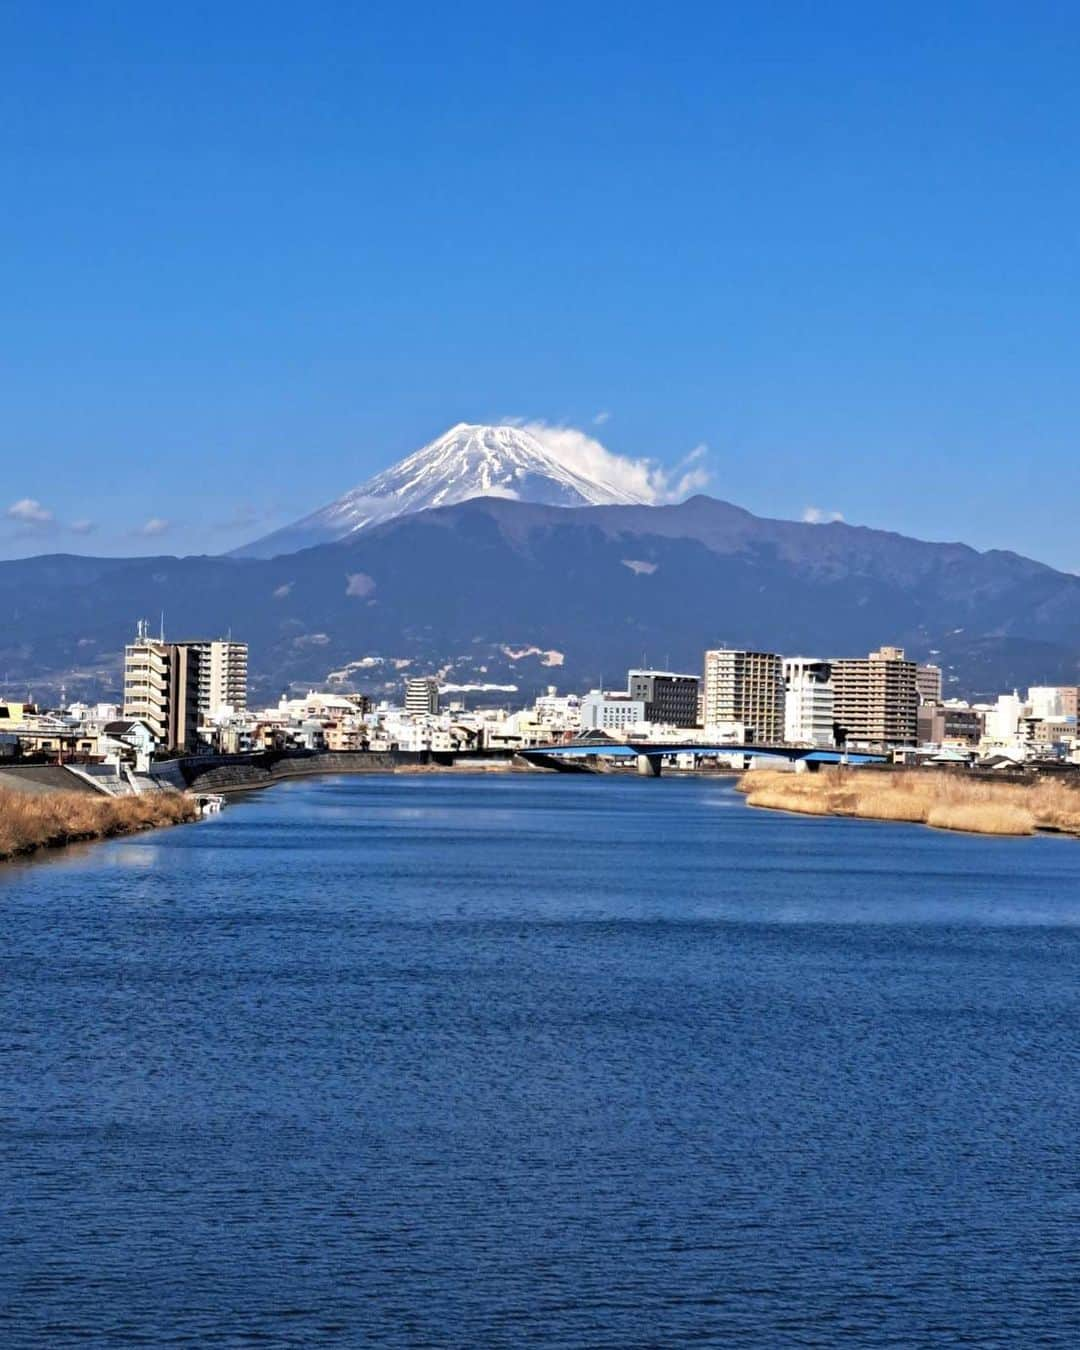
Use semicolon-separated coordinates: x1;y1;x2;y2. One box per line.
802;505;845;524
213;503;273;532
6;498;54;525
521;421;712;505
134;517;171;537
592;410;611;426
670;443;710;499
69;518;96;535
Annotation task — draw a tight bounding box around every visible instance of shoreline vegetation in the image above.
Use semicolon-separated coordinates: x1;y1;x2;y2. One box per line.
738;768;1080;837
0;788;198;864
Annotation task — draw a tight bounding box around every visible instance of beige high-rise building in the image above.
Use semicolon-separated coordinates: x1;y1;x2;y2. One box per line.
122;626;248;751
122;626;173;745
916;663;943;704
831;645;918;748
702;649;785;743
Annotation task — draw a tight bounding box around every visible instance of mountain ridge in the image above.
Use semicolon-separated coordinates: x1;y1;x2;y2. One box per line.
3;494;1079;704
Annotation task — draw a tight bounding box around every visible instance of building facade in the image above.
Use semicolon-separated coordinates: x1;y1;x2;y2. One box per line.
916;663;943;704
702;650;785;743
194;640;248;717
122;625;249;751
404;676;440;716
831;645;918;748
1027;686;1080;721
580;691;646;732
782;658;834;746
122;628;174;746
626;670;700;727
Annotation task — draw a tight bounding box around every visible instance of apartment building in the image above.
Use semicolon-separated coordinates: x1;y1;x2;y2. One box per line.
916;663;943;704
122;627;174;745
404;676;440;716
1028;686;1080;721
122;625;248;751
782;657;835;747
831;645;918;748
702;649;784;743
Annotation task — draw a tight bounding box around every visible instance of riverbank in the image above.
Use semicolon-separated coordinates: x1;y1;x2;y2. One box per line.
151;747;529;794
738;767;1080;837
0;787;198;863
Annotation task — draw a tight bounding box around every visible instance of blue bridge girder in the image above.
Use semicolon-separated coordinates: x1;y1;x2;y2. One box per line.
522;742;887;766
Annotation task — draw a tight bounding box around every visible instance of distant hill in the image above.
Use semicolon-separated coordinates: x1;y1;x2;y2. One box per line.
3;495;1079;705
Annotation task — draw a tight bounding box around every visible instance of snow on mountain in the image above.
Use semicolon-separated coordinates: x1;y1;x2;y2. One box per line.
234;423;652;558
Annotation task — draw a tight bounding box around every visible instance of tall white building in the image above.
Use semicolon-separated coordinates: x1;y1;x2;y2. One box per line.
404;676;440;716
985;692;1025;742
782;658;835;747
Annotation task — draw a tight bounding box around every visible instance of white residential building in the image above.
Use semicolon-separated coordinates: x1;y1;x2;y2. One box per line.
404;677;440;716
1028;686;1078;721
580;691;646;733
782;658;835;747
533;687;582;734
984;691;1025;742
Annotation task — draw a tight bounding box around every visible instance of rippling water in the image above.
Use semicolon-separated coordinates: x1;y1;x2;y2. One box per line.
2;773;1079;1346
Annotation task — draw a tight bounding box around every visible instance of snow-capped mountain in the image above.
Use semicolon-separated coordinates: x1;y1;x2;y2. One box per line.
234;422;650;558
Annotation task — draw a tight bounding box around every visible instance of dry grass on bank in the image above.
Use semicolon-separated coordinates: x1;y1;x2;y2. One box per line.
0;788;197;862
737;768;1080;837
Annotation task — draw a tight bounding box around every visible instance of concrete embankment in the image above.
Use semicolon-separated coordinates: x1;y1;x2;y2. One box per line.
738;767;1080;837
0;786;198;863
155;748;526;794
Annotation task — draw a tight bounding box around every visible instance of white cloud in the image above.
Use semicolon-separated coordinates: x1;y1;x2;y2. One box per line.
521;421;711;504
592;410;611;425
670;444;710;499
69;518;96;535
135;517;171;537
6;498;53;525
802;506;845;524
345;572;376;598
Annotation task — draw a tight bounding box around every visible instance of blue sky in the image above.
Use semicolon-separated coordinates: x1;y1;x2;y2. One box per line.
2;2;1078;567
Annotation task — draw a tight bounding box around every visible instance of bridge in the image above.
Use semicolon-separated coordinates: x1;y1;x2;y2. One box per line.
520;738;888;776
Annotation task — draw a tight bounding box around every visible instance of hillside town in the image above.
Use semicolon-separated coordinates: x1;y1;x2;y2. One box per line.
2;625;1079;773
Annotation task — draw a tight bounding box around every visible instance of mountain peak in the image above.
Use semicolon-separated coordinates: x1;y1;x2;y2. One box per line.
234;422;650;558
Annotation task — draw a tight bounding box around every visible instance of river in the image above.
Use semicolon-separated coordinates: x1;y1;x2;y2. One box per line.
2;773;1079;1346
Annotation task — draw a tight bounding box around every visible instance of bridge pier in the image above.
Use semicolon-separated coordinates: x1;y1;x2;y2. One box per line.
637;754;661;777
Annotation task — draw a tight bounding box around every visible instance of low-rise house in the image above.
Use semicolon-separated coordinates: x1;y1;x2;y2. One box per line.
101;719;157;770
